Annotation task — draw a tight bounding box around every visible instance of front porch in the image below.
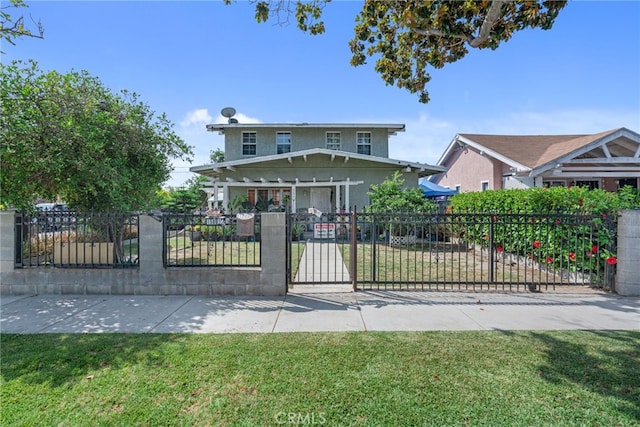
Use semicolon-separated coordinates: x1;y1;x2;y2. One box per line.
201;178;364;214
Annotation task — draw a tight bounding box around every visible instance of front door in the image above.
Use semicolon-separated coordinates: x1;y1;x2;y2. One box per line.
310;188;331;214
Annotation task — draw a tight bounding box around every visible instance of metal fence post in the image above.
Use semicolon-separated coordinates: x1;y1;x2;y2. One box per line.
488;214;495;283
351;209;358;291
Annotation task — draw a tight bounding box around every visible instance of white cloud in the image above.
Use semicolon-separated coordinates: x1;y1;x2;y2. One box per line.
180;108;213;128
386;112;457;166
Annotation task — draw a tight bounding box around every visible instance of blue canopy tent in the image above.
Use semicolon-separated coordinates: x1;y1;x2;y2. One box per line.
418;178;458;198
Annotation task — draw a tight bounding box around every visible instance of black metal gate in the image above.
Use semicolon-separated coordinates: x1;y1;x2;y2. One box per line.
287;210;617;292
287;211;354;286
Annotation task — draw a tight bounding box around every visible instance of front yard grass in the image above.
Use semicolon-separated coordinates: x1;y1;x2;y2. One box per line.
2;330;638;426
166;237;260;266
340;242;579;287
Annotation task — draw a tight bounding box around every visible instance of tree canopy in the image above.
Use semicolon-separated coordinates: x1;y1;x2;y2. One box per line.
234;0;567;103
0;60;193;211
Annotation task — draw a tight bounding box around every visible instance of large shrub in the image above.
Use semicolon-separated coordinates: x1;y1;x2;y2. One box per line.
365;171;436;236
448;186;640;214
447;186;639;282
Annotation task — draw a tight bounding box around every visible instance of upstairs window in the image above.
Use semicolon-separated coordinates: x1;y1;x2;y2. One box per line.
242;132;257;156
326;132;341;150
276;132;291;154
356;132;371;155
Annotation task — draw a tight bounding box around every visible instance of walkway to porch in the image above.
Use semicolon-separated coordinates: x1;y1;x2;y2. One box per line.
293;242;351;283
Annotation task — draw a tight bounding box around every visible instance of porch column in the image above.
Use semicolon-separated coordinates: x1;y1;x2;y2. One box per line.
335;184;341;212
345;178;351;211
222;185;229;213
291;185;297;212
212;184;219;209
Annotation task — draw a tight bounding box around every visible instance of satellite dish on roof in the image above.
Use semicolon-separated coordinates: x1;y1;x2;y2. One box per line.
221;107;236;122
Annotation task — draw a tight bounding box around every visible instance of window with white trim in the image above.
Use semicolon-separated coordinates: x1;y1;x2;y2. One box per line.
356;132;371;155
276;132;291;154
242;132;257;156
326;132;341;150
481;181;489;191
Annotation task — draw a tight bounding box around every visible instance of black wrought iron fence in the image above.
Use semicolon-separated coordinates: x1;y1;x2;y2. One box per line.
286;209;617;291
350;210;616;291
163;211;261;267
15;211;139;268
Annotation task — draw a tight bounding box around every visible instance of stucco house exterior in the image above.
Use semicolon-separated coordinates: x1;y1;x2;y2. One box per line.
190;122;446;213
429;127;640;192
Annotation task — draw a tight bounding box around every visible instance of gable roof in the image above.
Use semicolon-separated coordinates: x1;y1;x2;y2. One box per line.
190;148;446;178
437;127;640;177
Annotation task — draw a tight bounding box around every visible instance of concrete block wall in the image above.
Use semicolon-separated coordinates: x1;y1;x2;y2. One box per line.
0;212;286;296
616;209;640;296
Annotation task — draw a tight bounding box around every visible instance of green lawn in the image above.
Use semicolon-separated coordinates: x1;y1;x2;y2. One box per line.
2;331;639;426
166;237;261;266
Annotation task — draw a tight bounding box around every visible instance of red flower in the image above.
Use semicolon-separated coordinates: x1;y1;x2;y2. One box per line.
568;252;576;261
586;251;593;257
496;246;503;253
492;215;498;221
606;256;617;265
484;234;490;240
546;257;553;264
555;219;561;225
533;241;541;249
592;245;598;253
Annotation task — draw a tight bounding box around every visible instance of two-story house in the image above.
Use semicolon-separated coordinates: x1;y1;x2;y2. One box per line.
190;121;446;213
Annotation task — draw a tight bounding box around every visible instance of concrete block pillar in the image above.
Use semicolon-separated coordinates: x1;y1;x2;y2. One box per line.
259;212;287;296
138;214;165;286
0;211;16;291
616;209;640;296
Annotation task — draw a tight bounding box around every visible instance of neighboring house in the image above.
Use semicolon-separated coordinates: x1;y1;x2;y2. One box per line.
430;127;640;192
190;122;446;213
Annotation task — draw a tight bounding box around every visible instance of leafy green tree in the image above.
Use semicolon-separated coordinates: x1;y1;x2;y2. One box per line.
0;0;44;49
365;171;435;238
0;59;193;211
210;148;225;163
367;171;434;212
231;0;567;103
163;176;208;212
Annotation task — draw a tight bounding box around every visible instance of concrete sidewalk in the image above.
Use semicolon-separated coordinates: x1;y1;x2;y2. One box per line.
2;289;638;334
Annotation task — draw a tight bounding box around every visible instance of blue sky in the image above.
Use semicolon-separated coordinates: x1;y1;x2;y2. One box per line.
4;1;640;187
